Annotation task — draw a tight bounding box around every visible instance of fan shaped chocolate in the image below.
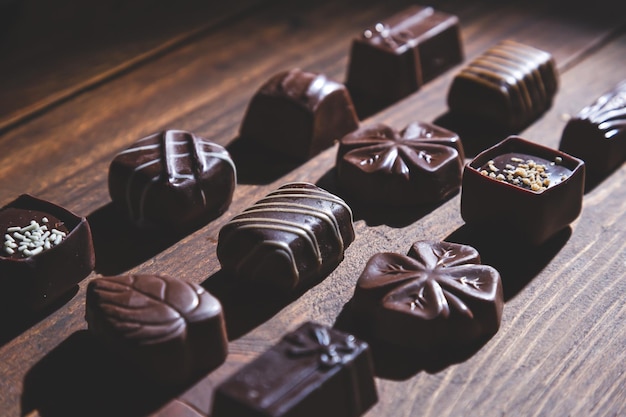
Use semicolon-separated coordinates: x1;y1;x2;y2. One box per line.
85;274;228;386
0;194;95;312
351;241;503;349
461;136;585;246
559;79;626;180
239;68;359;161
212;322;377;417
336;121;464;205
447;40;558;132
346;5;463;117
108;129;236;232
217;183;355;293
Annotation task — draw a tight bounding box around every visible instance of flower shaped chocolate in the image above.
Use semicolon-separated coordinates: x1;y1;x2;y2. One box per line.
351;241;503;349
336;122;464;206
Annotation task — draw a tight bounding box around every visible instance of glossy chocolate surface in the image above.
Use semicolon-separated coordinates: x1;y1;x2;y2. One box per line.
0;194;95;312
212;322;377;417
240;68;359;161
447;40;558;132
217;182;355;292
108;129;236;233
461;136;585;246
559;79;626;180
352;241;503;350
346;5;463;117
336;121;464;205
86;274;228;386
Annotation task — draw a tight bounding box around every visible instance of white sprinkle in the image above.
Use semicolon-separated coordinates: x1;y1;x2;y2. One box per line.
51;229;66;237
54;234;62;245
7;226;21;232
12;232;25;240
29;246;43;255
44;241;51;250
42;217;49;223
23;249;32;256
22;223;37;232
5;234;14;242
5;247;14;255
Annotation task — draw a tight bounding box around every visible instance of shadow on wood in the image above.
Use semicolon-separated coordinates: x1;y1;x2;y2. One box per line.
334;301;490;381
0;286;77;349
22;330;187;417
87;203;194;276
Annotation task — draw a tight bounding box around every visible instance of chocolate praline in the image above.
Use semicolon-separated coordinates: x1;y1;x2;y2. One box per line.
217;182;355;293
559;79;626;181
351;240;503;350
447;40;558;132
108;129;236;233
336;121;464;206
0;194;95;312
85;274;228;386
346;5;463;117
461;136;585;246
211;322;378;417
239;68;359;161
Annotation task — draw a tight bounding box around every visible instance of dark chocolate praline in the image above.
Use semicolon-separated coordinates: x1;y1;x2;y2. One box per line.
0;194;95;312
336;121;464;206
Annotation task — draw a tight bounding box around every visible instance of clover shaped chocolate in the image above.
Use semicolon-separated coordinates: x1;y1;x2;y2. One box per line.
336;122;464;206
351;241;503;349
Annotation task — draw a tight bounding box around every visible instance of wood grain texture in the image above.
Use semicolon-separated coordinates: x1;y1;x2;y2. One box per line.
1;0;625;416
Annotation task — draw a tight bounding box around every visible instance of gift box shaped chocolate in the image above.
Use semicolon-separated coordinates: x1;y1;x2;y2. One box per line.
0;194;95;312
212;322;378;417
559;79;626;181
461;136;585;246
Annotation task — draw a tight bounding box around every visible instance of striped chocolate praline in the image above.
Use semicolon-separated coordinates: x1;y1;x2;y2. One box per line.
108;130;236;232
217;183;355;292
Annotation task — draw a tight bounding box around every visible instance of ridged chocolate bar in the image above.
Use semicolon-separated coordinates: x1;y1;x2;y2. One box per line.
108;129;236;232
217;183;354;292
346;5;463;117
240;68;359;161
336;121;464;206
212;322;377;417
86;274;228;386
447;40;558;132
559;79;626;180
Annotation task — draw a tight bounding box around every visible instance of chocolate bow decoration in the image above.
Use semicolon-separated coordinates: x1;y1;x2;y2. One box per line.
286;324;358;369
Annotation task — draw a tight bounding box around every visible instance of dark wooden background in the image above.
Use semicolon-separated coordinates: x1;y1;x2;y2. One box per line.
1;0;625;416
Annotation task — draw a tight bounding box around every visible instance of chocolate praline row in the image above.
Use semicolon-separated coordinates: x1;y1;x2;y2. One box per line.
85;274;228;387
351;240;503;350
240;68;359;161
346;5;463;117
461;135;585;246
211;322;378;417
336;121;464;206
559;79;626;181
0;194;95;312
108;129;236;233
447;40;558;132
217;182;355;293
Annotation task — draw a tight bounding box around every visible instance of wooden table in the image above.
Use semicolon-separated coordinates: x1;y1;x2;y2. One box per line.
1;0;625;416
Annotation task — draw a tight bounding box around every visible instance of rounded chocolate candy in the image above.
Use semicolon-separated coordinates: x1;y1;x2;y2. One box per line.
336;121;464;206
108;129;236;233
86;274;228;386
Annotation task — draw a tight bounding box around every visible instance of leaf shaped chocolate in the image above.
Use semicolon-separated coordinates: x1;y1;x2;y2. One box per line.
86;274;227;385
352;241;503;349
336;122;464;205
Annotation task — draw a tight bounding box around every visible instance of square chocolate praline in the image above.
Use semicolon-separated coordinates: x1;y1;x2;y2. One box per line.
461;136;585;246
346;5;463;117
0;194;95;312
211;322;377;417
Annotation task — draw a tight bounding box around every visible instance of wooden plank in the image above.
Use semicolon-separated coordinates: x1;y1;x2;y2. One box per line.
0;0;273;132
0;0;625;416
